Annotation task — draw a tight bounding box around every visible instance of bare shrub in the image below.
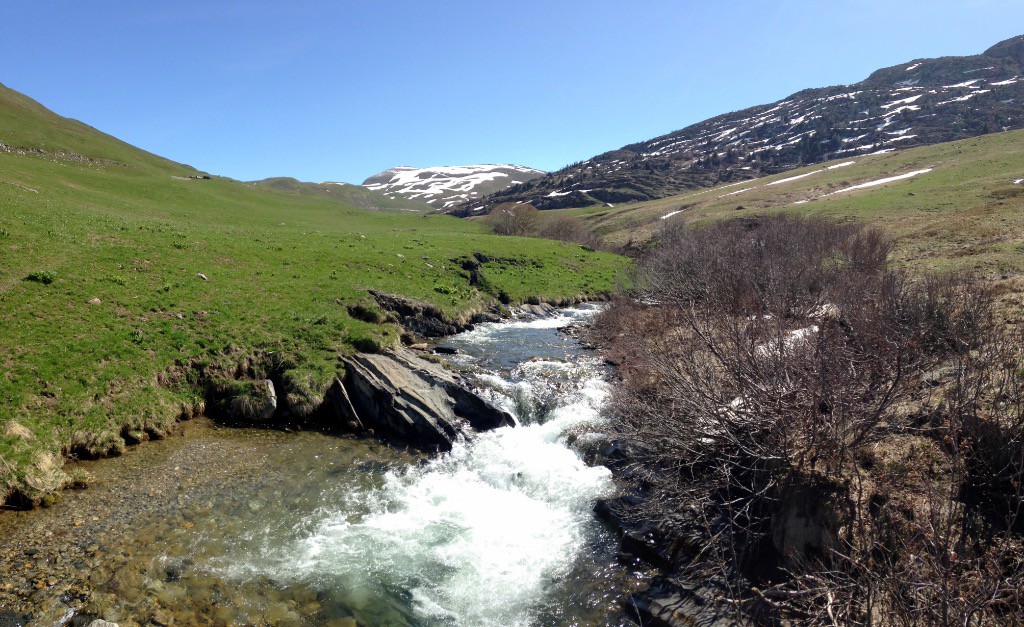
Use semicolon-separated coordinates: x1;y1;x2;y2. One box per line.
597;215;1024;625
537;214;602;249
487;203;606;249
487;203;540;236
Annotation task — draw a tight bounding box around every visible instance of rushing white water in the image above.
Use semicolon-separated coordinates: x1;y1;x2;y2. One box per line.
215;306;619;626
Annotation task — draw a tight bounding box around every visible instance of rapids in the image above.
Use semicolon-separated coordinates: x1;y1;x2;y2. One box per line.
213;305;632;625
0;305;644;626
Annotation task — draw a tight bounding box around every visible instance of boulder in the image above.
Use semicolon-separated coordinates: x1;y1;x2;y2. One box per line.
338;349;514;450
386;350;514;432
517;302;557;319
470;311;502;324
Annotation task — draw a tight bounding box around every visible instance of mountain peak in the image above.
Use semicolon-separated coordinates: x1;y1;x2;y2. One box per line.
983;34;1024;60
362;164;545;210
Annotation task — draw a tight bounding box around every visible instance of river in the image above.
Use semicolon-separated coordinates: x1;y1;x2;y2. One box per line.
0;305;645;626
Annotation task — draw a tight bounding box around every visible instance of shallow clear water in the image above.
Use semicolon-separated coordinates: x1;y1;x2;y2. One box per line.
205;305;634;626
0;305;643;626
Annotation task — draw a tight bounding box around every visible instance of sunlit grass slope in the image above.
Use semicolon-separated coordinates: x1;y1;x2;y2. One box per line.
0;82;627;503
576;130;1024;275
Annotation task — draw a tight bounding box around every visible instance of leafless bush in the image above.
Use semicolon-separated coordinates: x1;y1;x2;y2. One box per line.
486;203;604;249
597;215;1024;625
537;214;602;249
487;203;540;236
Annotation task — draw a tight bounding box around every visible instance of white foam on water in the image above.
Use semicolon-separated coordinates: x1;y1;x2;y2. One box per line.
214;307;614;626
240;385;611;625
456;307;600;346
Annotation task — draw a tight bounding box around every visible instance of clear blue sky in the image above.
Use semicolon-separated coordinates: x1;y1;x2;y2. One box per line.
4;1;1023;183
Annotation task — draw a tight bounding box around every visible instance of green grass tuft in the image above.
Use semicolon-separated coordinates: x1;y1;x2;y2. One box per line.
24;270;56;285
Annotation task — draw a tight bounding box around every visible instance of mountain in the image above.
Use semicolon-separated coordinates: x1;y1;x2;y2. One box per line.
456;35;1024;215
363;164;545;210
249;177;434;213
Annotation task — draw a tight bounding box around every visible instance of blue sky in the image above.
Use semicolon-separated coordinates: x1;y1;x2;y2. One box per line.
4;1;1024;183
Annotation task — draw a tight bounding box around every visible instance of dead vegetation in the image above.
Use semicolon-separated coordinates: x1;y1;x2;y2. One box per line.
486;203;603;250
594;216;1024;625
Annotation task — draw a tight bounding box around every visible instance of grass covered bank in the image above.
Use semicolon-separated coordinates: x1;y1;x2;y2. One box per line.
0;105;627;505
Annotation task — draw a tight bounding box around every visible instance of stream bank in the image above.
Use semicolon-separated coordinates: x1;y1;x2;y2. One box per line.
1;304;647;626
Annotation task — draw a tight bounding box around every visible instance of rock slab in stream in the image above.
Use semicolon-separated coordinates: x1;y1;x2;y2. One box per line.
337;349;514;450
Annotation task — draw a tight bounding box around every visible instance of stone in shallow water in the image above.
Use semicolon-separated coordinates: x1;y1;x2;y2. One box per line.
264;601;301;624
339;349;513;450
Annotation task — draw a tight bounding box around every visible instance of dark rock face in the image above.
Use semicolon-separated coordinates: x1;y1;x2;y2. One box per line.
336;349;514;450
770;475;846;560
629;578;738;627
324;377;363;431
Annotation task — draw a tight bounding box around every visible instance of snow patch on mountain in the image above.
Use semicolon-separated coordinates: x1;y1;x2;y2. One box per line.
362;164;544;209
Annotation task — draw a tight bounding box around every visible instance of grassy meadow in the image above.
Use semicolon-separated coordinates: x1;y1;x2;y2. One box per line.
0;83;626;504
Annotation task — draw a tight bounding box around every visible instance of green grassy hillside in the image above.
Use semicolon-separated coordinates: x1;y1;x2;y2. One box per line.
0;84;627;505
250;177;435;213
574;130;1024;275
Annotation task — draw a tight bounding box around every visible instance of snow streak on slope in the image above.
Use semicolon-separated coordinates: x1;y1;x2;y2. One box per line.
824;168;933;195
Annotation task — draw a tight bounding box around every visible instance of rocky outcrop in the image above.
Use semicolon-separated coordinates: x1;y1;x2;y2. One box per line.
629;578;738;627
370;290;473;338
335;349;514;451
